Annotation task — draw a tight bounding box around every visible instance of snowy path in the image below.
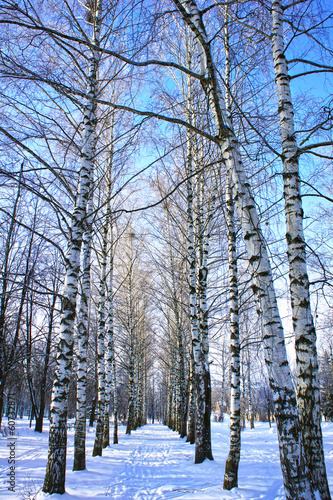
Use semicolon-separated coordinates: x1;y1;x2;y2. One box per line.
1;419;333;499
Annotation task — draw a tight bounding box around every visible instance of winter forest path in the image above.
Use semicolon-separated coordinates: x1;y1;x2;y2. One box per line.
103;424;213;499
2;418;333;499
67;423;226;500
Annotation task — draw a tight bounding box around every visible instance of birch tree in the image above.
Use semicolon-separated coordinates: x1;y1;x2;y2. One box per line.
271;1;330;497
125;235;136;435
172;0;314;497
103;163;116;447
116;226;144;435
192;151;213;461
43;1;101;493
165;209;187;437
223;176;241;490
73;191;93;470
92;196;108;456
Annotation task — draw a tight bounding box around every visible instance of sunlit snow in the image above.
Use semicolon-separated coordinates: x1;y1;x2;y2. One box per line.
1;417;332;499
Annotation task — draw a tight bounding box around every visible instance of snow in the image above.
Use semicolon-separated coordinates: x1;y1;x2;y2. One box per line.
1;417;333;499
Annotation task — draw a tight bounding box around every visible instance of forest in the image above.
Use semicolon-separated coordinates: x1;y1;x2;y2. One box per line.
0;0;332;499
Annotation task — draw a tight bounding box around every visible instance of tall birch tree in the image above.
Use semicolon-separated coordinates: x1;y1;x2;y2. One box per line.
43;0;101;493
92;200;108;457
223;175;241;490
172;0;315;497
73;187;93;471
271;1;330;497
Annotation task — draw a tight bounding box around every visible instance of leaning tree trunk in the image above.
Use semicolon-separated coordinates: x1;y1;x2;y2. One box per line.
43;2;101;493
173;1;314;498
73;192;93;470
271;2;330;498
219;71;314;500
223;176;241;490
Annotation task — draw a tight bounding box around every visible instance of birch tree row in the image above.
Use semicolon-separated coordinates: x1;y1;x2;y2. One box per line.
0;0;332;499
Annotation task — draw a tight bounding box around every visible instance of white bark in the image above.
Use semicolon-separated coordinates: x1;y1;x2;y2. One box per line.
186;130;197;444
196;169;216;462
271;2;330;498
108;222;118;444
126;267;135;435
185;59;213;462
134;324;144;429
167;210;186;437
223;13;241;487
73;191;93;471
173;1;314;497
43;2;100;489
186;121;202;458
223;175;241;490
93;214;108;456
103;165;114;448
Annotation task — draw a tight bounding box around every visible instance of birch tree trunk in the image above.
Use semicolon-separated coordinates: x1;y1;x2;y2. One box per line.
167;336;177;431
107;220;118;444
103;284;112;446
271;2;330;498
192;202;210;459
185;56;212;461
186;125;201;452
134;325;144;429
222;18;243;483
167;212;187;438
176;321;186;437
43;2;101;492
223;176;241;490
186;350;196;444
103;171;114;448
126;273;135;435
73;192;93;470
93;213;108;456
246;344;254;429
112;360;118;444
108;224;118;443
173;1;314;497
196;169;216;462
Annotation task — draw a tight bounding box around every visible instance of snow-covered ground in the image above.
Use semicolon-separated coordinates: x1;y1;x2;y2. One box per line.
1;417;333;499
